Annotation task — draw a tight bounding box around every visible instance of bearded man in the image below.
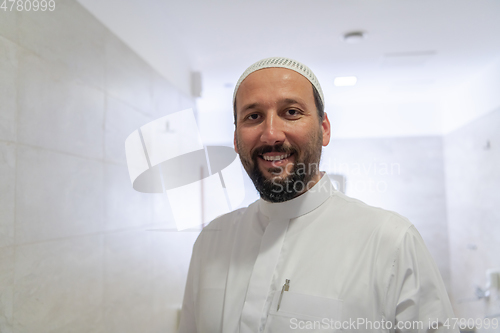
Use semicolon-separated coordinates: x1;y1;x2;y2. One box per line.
178;57;457;333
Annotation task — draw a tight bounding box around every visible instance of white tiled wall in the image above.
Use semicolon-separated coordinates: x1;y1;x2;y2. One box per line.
17;50;105;159
322;136;451;289
15;146;105;244
0;246;14;332
105;35;153;113
444;107;500;323
0;142;16;249
0;1;198;332
104;96;151;164
17;0;107;90
104;162;153;231
0;36;17;142
14;236;104;333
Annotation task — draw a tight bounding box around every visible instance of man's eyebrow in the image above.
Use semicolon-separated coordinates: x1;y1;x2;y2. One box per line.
240;102;260;114
282;98;307;109
282;98;301;104
239;98;307;114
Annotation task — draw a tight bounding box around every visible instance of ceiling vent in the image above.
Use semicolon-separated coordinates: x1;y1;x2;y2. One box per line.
342;31;367;44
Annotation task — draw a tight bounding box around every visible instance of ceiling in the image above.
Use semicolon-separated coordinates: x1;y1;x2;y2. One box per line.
76;0;500;141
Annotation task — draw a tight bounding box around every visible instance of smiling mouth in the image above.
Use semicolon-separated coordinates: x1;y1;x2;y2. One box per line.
259;153;292;162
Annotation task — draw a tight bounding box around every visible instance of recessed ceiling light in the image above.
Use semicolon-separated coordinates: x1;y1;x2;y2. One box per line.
334;76;357;87
342;31;366;44
382;51;436;68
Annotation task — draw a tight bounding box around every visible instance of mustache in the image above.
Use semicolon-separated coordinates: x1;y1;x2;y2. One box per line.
251;144;298;159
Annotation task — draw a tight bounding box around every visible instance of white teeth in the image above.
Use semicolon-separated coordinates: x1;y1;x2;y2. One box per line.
262;153;290;161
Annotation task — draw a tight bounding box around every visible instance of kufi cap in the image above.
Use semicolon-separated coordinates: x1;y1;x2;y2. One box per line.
233;56;324;106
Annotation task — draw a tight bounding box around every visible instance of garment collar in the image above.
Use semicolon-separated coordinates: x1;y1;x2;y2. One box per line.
258;172;334;220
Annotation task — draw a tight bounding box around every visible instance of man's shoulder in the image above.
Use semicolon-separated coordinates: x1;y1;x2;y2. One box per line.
203;205;250;231
192;203;255;250
197;200;259;236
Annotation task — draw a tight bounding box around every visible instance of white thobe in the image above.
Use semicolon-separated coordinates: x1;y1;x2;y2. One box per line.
178;174;457;333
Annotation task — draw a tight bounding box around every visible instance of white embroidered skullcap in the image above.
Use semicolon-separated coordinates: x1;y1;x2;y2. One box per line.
233;56;324;105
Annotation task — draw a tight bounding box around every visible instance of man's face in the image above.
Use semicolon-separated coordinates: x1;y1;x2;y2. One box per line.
234;68;331;202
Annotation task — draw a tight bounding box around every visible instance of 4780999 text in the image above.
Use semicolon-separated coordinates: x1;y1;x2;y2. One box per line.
1;0;55;11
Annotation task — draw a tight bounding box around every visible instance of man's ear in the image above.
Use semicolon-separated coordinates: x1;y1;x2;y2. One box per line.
234;132;239;154
322;112;331;146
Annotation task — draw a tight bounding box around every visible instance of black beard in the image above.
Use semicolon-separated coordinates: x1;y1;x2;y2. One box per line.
249;159;307;202
238;139;322;203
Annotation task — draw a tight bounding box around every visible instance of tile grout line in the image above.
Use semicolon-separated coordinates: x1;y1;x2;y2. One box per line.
8;223;177;249
0;139;128;166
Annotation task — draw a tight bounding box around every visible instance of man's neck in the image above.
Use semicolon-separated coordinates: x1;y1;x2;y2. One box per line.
296;171;324;197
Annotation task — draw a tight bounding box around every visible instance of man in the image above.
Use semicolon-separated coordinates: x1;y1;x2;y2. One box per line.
178;57;457;332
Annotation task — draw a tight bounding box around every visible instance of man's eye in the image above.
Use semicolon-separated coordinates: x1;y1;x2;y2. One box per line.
247;114;260;120
286;109;300;116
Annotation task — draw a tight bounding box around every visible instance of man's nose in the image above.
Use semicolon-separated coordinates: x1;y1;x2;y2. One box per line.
260;113;286;146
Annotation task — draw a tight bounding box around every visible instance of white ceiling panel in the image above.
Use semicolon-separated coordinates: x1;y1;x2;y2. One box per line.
77;0;500;139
